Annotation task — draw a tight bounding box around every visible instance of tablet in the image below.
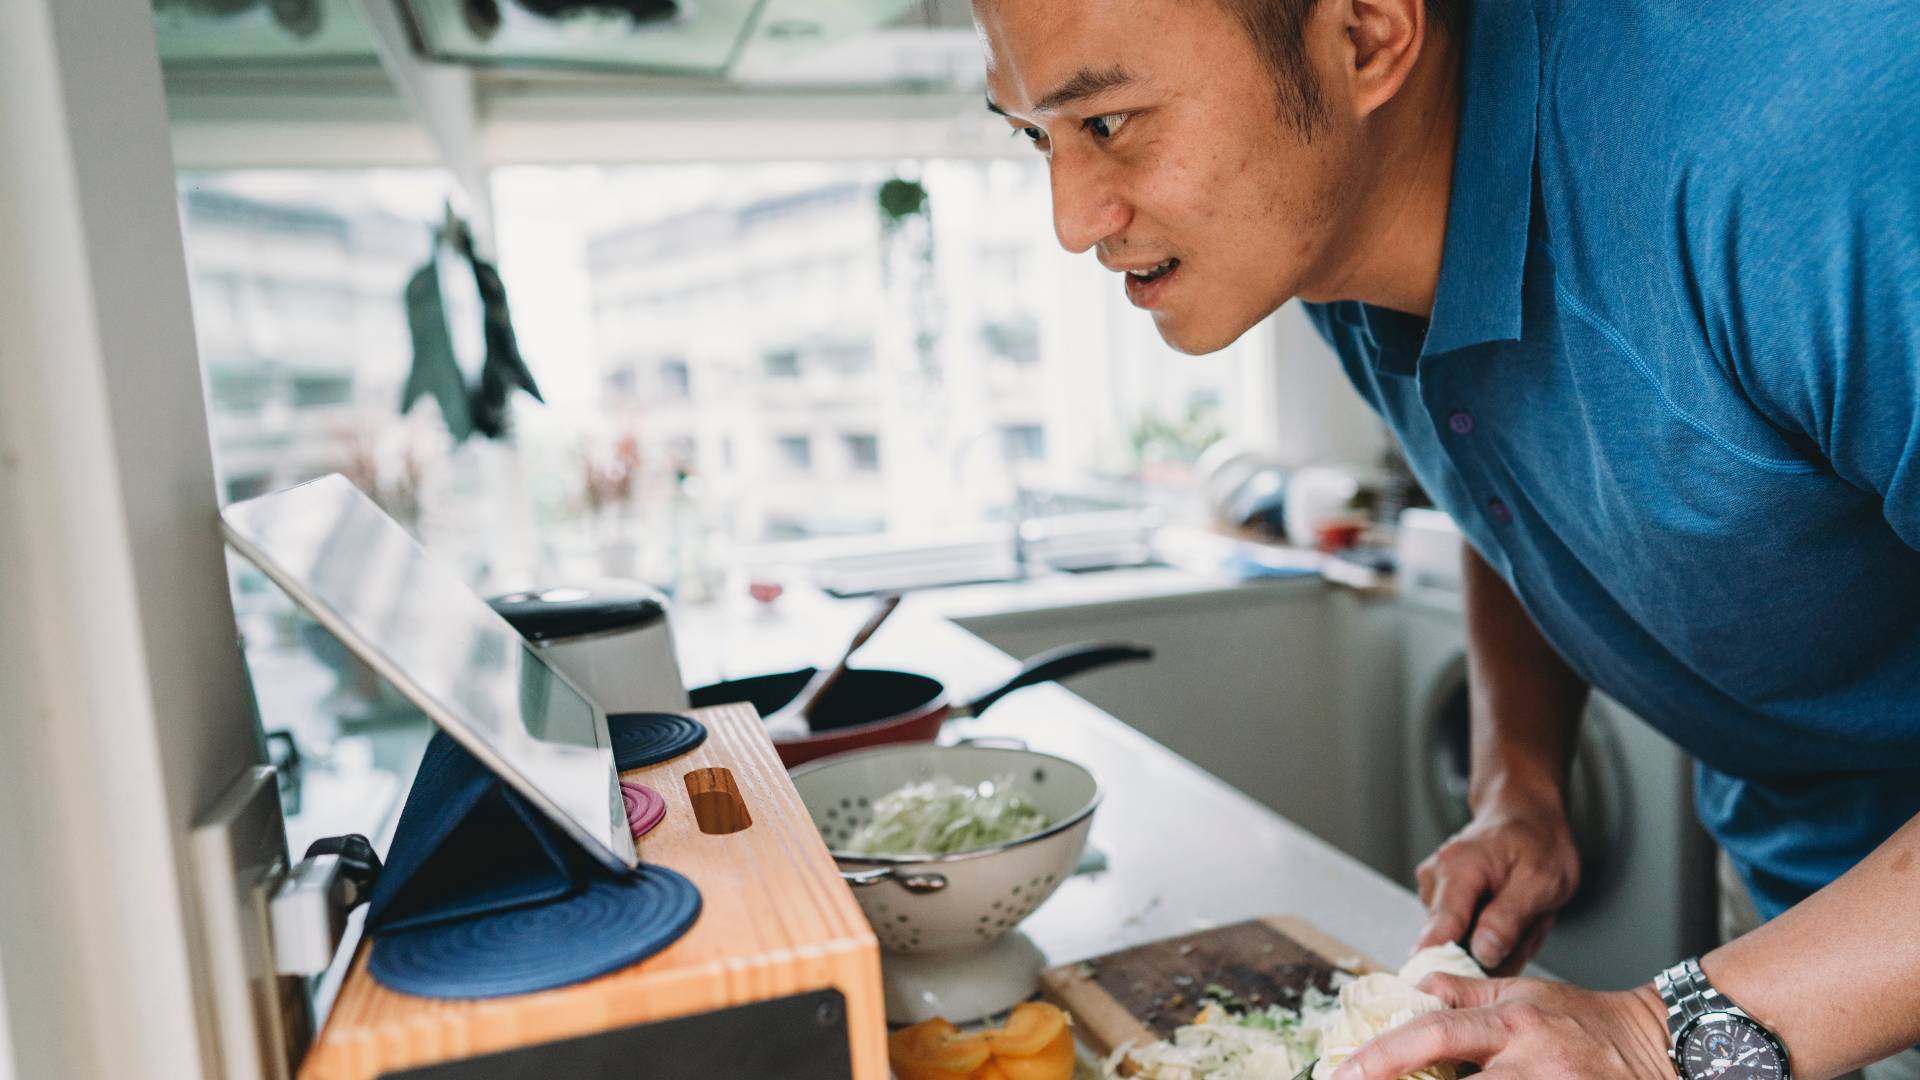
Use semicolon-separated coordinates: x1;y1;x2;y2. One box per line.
222;474;637;872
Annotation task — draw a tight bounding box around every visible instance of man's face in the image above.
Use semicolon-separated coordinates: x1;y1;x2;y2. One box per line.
978;0;1366;354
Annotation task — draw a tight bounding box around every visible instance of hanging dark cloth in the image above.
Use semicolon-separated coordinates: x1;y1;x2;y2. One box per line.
401;214;543;443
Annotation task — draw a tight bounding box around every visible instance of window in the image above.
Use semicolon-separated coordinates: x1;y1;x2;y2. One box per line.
176;168;457;878
980;319;1040;366
818;339;874;374
762;349;801;378
843;432;880;471
289;372;353;408
776;434;812;470
660;358;691;398
1001;424;1046;462
179;161;1270;593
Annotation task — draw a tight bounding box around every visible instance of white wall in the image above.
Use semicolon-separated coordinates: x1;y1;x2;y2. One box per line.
0;952;13;1080
0;0;259;1074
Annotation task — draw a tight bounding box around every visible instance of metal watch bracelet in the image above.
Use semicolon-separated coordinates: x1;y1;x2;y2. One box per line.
1655;957;1793;1080
1656;957;1738;1040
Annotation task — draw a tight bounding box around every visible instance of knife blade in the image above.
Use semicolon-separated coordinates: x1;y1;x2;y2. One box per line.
1292;1061;1318;1080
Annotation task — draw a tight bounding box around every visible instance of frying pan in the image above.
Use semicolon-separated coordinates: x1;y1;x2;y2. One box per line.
690;641;1153;768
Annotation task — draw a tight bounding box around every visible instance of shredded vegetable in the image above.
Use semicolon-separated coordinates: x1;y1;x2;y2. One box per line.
1106;993;1332;1080
841;776;1051;855
1110;945;1485;1080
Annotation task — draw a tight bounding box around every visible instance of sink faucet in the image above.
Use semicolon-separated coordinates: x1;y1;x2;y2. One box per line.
950;427;1034;578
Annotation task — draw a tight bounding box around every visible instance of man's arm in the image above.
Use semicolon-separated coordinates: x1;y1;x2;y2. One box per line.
1413;544;1590;970
1333;810;1920;1080
1704;811;1920;1077
1461;541;1589;819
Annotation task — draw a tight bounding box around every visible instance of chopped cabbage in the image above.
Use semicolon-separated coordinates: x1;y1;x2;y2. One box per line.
841;776;1051;856
1111;945;1484;1080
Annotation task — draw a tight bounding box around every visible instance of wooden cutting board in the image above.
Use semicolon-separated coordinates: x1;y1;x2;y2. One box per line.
1040;916;1381;1064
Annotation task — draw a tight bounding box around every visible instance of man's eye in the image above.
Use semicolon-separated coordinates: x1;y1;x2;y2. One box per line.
1012;126;1048;149
1085;113;1130;139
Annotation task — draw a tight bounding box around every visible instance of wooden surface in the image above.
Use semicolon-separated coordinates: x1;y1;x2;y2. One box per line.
1041;916;1380;1065
300;704;885;1080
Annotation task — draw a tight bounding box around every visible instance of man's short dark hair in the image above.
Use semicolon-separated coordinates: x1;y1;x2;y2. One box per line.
1218;0;1462;137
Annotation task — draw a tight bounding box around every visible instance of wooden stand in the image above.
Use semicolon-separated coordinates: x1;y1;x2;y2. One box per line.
300;705;885;1079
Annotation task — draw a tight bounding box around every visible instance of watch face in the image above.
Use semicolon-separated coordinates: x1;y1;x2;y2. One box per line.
1679;1014;1787;1079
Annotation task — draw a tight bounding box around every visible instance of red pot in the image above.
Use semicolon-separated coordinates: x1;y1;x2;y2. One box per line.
689;641;1152;768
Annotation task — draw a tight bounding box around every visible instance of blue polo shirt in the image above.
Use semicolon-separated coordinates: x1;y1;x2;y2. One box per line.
1305;0;1920;920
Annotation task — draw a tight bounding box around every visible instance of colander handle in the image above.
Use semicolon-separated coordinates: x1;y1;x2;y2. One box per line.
953;735;1029;751
841;866;948;894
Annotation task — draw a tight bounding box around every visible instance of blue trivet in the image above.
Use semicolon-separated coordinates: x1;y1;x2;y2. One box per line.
608;711;707;771
369;864;702;1000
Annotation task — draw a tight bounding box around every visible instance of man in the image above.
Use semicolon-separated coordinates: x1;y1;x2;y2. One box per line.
974;0;1920;1077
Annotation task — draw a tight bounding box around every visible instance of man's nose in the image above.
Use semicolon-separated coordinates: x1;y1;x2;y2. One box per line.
1048;151;1128;255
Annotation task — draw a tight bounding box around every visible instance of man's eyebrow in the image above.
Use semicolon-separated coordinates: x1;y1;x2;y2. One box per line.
1033;67;1134;112
983;66;1136;118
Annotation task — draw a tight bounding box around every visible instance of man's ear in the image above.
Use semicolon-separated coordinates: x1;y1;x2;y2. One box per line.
1332;0;1426;118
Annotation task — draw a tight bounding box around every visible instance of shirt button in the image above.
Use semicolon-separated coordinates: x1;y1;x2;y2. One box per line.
1448;410;1475;435
1487;498;1512;524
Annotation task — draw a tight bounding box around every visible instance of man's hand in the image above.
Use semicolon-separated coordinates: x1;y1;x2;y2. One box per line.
1414;785;1581;974
1328;973;1672;1080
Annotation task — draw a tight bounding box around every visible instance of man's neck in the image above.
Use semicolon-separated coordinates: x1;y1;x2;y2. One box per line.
1313;30;1462;318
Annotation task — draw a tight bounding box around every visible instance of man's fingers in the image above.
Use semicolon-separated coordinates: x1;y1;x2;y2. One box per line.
1466;873;1564;969
1327;1008;1507;1080
1413;972;1508;1010
1491;916;1553;977
1415;856;1493;951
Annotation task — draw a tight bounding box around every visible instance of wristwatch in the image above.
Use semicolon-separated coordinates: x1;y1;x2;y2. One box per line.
1656;957;1792;1080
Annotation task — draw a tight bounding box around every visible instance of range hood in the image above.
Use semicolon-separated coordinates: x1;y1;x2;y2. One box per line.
396;0;922;77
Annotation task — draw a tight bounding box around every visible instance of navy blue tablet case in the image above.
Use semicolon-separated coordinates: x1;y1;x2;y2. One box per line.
365;733;701;999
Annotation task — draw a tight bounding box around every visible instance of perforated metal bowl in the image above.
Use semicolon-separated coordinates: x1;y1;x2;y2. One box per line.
791;743;1100;954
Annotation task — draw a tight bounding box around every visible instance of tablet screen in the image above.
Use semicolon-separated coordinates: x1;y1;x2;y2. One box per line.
222;474;636;872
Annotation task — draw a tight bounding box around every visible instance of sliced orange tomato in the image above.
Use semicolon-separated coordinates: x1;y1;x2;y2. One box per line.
890;1003;1077;1080
888;1017;992;1080
985;1002;1069;1058
991;1021;1075;1080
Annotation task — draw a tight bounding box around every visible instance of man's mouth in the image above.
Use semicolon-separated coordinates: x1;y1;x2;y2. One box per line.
1126;258;1180;283
1121;257;1181;308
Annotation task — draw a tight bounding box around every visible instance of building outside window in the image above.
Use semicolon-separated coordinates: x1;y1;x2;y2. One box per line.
499;158;1261;571
762;349;802;379
776;434;813;470
660;358;691;398
1001;423;1047;463
843;432;881;472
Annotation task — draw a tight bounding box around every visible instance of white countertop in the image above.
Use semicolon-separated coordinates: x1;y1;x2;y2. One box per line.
674;579;1426;972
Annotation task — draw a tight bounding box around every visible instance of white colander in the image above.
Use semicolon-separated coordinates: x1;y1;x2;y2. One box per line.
791;743;1100;954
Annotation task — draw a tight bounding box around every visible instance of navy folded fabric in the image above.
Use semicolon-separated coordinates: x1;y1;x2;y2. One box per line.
365;732;702;998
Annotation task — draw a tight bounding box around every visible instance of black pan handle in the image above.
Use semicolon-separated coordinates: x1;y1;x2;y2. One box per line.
955;641;1153;719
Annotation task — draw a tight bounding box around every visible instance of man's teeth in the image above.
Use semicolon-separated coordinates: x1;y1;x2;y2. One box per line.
1128;259;1178;280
